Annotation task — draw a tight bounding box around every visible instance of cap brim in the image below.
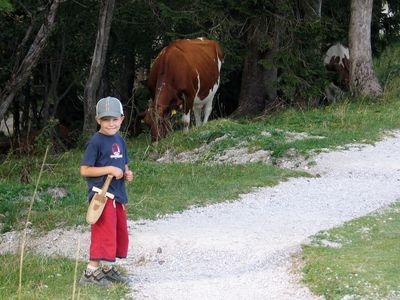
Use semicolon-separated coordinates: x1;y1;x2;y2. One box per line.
97;111;122;118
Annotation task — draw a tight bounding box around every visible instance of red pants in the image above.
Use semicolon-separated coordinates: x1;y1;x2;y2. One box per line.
90;198;129;262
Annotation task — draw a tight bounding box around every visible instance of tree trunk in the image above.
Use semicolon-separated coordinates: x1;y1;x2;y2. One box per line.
119;53;135;102
232;16;278;117
83;0;115;134
349;0;382;97
45;33;66;123
233;35;269;116
0;0;61;121
98;62;110;99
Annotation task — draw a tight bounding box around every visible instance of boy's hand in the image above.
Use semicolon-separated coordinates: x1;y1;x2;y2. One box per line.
124;170;133;182
109;166;124;179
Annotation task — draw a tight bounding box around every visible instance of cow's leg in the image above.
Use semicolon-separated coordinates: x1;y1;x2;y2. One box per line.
192;71;203;126
199;79;219;124
182;111;191;131
202;98;213;124
193;104;203;126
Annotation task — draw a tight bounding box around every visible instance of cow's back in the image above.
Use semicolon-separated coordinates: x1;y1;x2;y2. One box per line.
149;38;223;99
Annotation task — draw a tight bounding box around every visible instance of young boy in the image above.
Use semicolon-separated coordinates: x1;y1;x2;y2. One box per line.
79;96;133;286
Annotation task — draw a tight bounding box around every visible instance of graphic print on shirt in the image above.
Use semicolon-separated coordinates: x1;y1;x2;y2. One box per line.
110;143;123;159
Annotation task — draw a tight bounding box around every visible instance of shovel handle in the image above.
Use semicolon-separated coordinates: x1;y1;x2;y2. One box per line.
100;174;114;196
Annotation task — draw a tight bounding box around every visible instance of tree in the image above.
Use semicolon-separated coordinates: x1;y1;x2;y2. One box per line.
349;0;382;97
233;0;330;117
230;1;285;117
232;15;279;117
83;0;115;134
0;0;61;122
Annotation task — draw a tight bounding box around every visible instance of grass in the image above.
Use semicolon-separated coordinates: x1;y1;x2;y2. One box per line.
301;202;400;300
0;151;89;232
0;152;305;232
128;161;304;219
0;253;127;300
147;95;400;160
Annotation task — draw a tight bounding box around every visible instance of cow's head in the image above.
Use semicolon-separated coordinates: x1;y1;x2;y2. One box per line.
324;43;350;91
143;81;186;142
141;99;176;142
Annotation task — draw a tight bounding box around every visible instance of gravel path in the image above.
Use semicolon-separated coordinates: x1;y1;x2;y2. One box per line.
125;132;400;300
2;131;400;300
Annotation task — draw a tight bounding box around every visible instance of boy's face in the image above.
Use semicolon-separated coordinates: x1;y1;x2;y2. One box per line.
96;115;124;136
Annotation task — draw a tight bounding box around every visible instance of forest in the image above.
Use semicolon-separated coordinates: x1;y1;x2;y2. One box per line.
0;0;399;153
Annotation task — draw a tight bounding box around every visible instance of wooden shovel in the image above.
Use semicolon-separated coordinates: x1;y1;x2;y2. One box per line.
86;175;114;224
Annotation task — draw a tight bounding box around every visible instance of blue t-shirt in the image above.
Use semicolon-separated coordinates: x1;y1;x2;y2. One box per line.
81;132;129;204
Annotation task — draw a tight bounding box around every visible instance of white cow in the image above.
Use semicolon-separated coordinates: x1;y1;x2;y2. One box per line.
323;43;350;102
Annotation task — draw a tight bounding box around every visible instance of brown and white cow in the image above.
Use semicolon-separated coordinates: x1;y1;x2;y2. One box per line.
143;38;224;141
323;43;350;101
